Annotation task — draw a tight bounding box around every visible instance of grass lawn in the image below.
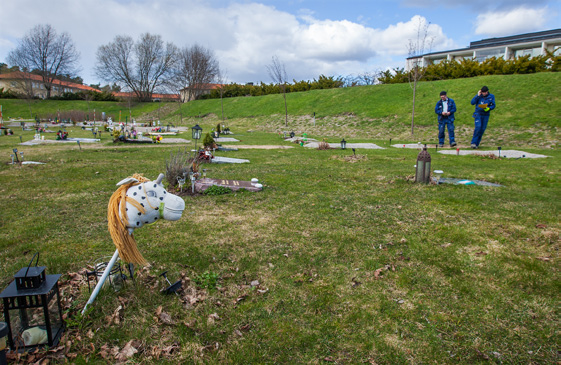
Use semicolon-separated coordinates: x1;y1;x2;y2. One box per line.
0;117;558;363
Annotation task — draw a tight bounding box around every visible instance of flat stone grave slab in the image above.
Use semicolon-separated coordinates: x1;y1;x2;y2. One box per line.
392;143;434;149
160;138;190;144
215;137;240;142
285;137;318;143
438;150;548;158
438;178;503;187
217;146;239;151
195;178;262;193
211;156;250;164
220;145;293;150
305;142;384;149
20;138;100;145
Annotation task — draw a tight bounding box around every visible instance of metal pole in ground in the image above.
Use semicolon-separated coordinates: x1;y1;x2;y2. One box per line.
82;249;120;314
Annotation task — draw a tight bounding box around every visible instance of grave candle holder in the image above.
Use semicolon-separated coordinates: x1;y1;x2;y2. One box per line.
0;253;64;352
177;176;186;192
340;138;347;150
415;145;431;184
190;172;196;193
433;170;443;184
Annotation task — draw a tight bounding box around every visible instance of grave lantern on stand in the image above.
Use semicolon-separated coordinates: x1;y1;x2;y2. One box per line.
415;145;431;184
191;124;202;152
340;138;347;150
0;254;64;352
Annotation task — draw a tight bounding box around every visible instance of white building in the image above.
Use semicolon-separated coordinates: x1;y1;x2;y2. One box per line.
407;29;561;70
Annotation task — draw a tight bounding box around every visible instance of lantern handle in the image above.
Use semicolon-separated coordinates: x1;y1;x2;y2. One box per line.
24;252;40;278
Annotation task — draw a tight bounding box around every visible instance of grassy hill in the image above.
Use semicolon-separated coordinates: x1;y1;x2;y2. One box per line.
2;72;560;147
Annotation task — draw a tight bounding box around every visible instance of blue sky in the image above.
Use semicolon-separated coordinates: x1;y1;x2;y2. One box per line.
0;0;559;86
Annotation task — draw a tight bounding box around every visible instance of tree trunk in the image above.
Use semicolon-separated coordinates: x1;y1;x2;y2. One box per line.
283;85;288;127
411;78;417;136
220;89;225;122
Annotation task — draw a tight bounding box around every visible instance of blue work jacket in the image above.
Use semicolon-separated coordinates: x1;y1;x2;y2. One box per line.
435;97;456;122
471;93;496;116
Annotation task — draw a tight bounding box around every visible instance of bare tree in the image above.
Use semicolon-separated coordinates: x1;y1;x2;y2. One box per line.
407;18;434;135
95;33;177;102
8;24;80;99
216;69;228;123
174;44;220;103
266;55;289;127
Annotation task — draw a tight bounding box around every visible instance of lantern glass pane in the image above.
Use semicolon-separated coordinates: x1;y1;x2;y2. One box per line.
424;161;431;182
416;160;425;182
5;292;63;348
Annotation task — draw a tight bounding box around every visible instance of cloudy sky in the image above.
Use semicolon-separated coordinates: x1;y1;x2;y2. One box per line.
0;0;559;86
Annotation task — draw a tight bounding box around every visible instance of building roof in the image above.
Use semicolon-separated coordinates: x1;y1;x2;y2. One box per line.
470;28;561;49
407;28;561;60
0;71;101;92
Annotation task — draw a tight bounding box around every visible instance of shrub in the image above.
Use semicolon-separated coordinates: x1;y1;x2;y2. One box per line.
165;148;197;189
203;132;216;149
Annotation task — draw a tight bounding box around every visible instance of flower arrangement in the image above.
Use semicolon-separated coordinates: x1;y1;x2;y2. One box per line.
56;130;68;140
151;135;163;143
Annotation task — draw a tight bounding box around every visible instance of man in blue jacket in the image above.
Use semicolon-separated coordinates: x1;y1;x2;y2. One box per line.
470;86;496;149
435;91;457;147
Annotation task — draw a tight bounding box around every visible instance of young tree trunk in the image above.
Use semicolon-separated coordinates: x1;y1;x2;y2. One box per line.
220;88;225;123
411;78;417;135
283;89;288;127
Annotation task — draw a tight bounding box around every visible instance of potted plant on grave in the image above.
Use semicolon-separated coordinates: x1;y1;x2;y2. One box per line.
203;132;216;150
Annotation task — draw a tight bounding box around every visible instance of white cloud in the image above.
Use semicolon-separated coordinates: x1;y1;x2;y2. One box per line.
0;0;455;85
475;7;549;36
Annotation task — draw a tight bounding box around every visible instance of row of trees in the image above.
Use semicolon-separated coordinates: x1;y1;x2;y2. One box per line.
6;25;220;103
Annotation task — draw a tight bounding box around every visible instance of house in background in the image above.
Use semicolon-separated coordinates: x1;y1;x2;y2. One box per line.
407;28;561;70
0;71;100;98
180;83;223;102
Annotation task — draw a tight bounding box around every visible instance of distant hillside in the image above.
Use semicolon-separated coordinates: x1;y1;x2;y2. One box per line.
181;72;561;129
1;72;559;147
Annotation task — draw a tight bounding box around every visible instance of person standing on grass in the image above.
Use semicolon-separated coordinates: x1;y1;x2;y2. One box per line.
434;91;457;148
470;86;496;149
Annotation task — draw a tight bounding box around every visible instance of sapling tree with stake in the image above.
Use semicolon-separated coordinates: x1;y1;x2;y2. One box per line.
407;17;434;136
267;55;289;127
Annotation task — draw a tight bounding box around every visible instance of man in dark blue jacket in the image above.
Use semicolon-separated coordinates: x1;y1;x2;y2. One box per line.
470;86;496;148
435;91;457;147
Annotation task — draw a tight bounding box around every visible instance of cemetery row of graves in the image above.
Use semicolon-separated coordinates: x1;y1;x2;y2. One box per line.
0;99;559;362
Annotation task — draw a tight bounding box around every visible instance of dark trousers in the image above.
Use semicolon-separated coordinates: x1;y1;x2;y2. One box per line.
438;119;455;145
471;114;489;146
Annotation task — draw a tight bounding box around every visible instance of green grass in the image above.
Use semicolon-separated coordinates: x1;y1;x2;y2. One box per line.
0;98;170;121
0;73;559;363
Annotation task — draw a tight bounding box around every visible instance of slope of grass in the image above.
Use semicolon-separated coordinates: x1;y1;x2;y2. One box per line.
0;98;168;121
176;72;561;129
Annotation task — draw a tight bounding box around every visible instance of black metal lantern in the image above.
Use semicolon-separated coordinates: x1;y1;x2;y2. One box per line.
340;138;347;150
289;131;295;138
0;254;64;352
191;124;203;151
415;145;431;184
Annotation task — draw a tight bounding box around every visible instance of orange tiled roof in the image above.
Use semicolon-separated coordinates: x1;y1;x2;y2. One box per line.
0;72;101;92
